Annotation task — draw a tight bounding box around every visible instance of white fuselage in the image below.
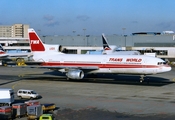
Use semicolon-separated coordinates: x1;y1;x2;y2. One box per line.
32;52;171;75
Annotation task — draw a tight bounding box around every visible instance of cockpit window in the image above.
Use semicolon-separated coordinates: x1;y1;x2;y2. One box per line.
157;62;167;65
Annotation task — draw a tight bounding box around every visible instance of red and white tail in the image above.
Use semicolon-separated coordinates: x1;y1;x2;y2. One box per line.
28;28;65;54
0;44;5;54
102;33;111;50
28;28;45;52
102;34;118;54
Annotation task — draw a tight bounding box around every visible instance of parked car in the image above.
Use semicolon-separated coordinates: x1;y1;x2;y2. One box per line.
17;89;40;99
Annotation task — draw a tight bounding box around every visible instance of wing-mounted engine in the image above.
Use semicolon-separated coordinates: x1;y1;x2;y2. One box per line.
66;69;84;79
44;44;67;53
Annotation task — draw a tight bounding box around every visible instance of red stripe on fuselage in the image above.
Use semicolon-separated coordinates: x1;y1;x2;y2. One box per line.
40;62;159;68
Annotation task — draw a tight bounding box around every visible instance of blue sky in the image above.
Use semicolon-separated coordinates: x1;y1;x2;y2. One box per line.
1;0;175;35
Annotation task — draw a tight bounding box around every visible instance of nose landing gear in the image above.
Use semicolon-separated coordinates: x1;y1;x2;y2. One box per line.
140;75;145;83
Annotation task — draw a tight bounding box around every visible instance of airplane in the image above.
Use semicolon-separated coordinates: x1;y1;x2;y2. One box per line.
0;44;34;65
0;44;32;58
0;45;8;58
27;28;171;82
102;33;141;55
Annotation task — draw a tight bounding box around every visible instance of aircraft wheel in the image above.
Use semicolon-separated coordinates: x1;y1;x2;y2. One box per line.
16;58;26;66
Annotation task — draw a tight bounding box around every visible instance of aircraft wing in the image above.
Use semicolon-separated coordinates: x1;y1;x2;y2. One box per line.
0;54;8;57
7;53;33;57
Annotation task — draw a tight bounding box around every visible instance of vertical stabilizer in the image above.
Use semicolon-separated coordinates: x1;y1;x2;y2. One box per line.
102;33;111;50
0;44;5;54
28;29;45;52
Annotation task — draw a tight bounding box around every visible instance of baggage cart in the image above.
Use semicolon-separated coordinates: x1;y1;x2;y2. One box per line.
12;103;27;118
41;103;56;113
0;106;12;120
25;100;40;106
27;105;43;120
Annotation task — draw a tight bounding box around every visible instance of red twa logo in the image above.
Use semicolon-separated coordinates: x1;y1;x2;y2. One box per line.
31;40;39;44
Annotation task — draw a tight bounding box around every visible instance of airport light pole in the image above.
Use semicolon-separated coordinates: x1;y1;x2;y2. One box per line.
86;35;90;46
38;29;41;37
83;29;86;46
43;36;46;43
83;29;86;37
124;35;127;47
122;28;126;36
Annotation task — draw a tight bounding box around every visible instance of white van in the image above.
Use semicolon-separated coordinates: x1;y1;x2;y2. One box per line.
17;89;40;99
0;88;14;106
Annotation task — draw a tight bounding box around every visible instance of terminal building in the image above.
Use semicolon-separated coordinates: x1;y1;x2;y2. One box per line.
0;24;29;38
0;24;175;61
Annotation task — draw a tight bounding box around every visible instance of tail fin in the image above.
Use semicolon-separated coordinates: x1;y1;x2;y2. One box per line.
28;28;45;52
102;33;111;50
0;44;5;54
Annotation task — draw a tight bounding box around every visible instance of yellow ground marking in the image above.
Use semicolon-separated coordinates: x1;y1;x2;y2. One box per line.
12;70;43;89
12;82;20;89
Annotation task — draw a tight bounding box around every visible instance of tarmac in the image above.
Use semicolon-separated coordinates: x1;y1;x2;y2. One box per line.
0;66;175;120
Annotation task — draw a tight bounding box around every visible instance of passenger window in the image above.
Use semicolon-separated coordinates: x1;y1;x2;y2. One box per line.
28;92;31;94
19;91;22;93
23;91;27;94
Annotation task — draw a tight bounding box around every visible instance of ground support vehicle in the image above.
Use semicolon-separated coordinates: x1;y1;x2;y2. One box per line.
12;103;27;118
41;103;56;113
27;105;43;120
0;88;14;106
0;106;12;120
39;114;55;120
17;89;40;99
25;100;40;106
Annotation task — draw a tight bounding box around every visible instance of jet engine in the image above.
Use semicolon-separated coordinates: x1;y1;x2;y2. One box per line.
58;45;63;52
55;45;67;53
66;69;84;79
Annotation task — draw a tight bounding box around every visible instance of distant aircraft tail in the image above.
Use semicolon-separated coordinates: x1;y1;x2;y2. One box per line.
0;44;6;54
102;33;118;54
102;34;111;50
28;28;65;53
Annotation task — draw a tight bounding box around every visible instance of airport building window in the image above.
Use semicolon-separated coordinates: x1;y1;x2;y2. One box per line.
9;43;29;46
65;49;77;54
156;50;168;55
81;50;90;54
138;50;168;56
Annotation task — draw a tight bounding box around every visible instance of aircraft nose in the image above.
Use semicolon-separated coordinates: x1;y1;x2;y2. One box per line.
164;65;172;72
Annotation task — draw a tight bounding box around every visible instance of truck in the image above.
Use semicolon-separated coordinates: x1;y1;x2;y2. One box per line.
0;88;14;106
